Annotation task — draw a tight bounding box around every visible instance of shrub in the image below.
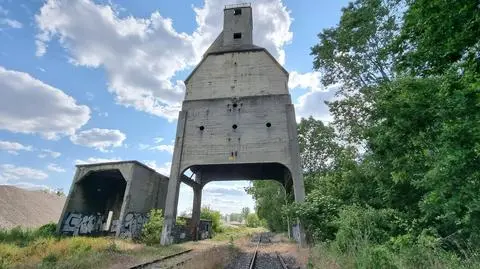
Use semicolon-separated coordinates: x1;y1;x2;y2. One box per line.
334;205;407;251
176;217;187;226
200;207;223;233
286;190;341;242
245;213;261;228
35;223;57;238
141;209;164;246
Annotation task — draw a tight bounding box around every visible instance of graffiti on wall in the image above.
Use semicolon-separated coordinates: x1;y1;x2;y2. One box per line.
119;212;149;239
61;212;106;236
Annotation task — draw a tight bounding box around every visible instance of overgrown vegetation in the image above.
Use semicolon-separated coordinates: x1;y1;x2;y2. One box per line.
141;209;164;245
248;0;480;267
200;206;223;233
0;222;182;269
245;213;263;228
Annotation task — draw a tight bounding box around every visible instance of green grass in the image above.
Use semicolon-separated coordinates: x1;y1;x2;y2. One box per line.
0;224;183;269
212;225;267;241
308;237;480;269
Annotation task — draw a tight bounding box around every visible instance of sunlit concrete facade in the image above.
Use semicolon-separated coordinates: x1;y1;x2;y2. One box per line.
161;4;306;246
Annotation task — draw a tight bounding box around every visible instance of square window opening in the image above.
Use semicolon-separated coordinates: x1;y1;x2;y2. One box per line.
233;32;242;39
234;8;242;15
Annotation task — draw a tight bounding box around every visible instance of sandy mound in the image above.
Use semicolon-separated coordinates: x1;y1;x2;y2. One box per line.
0;185;66;229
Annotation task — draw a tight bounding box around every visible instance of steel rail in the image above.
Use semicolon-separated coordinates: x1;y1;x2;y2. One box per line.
276;252;288;269
248;233;262;269
128;249;193;269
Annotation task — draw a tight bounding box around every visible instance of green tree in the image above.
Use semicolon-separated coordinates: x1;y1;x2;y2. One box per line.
245;181;290;232
241;207;250;222
200;207;222;233
245;213;261;228
311;0;401;143
396;0;480;75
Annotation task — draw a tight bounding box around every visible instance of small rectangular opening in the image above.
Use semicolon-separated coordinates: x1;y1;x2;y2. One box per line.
234;8;242;15
233;32;242;39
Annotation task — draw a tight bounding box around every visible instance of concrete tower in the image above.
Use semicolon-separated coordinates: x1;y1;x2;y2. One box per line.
161;4;306;245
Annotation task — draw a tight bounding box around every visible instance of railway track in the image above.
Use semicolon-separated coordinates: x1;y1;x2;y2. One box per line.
128;249;193;269
247;233;289;269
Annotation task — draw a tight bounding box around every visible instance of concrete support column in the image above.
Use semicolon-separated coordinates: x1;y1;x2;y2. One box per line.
191;183;203;241
286;104;307;246
161;111;187;245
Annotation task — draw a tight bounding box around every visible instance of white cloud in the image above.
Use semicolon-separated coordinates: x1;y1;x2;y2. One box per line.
35;0;293;121
47;163;66;173
0;66;90;139
192;0;293;65
153;137;164;143
0;18;22;29
70;128;126;152
139;137;174;154
0;164;48;183
38;149;61;159
294;84;341;123
75;157;122;165
37;67;46;72
0;140;33;155
143;160;171;176
203;185;246;196
289;71;322;91
150;144;174;154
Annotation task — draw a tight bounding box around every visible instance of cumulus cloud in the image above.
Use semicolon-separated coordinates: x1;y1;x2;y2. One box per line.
0;140;33;155
47;163;66;173
0;164;48;183
75;157;122;165
289;71;322;91
143;160;171;176
294;83;341;123
0;66;90;139
38;149;61;159
70;128;126;152
35;0;293;121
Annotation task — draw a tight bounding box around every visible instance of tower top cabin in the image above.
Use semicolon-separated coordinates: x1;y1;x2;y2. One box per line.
223;4;253;47
184;3;288;101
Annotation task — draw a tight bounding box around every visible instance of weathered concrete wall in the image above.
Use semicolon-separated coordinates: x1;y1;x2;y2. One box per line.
161;5;306;246
58;161;169;239
185;51;288;101
179;94;293;172
223;6;253;47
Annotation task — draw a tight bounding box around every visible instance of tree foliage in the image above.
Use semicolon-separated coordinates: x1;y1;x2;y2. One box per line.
245;213;262;228
200;206;223;233
245;181;290;232
248;0;480;262
141;209;164;245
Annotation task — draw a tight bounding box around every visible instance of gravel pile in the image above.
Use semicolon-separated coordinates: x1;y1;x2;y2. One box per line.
0;185;65;229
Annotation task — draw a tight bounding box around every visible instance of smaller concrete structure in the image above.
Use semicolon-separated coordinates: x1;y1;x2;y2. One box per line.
57;161;168;239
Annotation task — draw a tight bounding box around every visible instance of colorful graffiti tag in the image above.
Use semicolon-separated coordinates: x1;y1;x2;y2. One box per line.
61;212;106;236
119;212;148;239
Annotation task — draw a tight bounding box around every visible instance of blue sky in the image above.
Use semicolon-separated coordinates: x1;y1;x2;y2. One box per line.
0;0;348;215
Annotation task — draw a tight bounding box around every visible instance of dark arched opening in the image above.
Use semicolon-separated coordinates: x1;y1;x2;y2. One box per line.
61;169;127;236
